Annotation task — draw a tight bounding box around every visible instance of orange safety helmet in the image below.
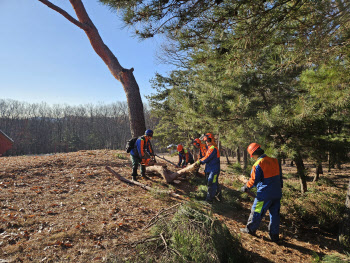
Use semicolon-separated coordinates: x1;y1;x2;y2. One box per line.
203;135;211;142
247;143;261;157
193;138;201;146
177;144;183;152
205;133;214;141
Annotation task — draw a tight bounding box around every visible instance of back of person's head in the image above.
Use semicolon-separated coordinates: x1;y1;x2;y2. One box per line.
252;148;264;157
145;129;153;137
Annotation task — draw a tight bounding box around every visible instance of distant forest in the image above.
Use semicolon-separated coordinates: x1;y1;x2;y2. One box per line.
0;99;156;156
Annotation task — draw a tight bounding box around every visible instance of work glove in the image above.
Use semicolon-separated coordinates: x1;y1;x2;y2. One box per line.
196;160;201;165
240;184;249;193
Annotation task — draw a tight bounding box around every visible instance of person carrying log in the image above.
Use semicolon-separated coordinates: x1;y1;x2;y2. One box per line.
176;144;194;168
196;134;222;203
240;143;283;243
129;129;155;181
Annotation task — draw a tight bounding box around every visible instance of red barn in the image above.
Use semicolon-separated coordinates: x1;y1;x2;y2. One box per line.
0;130;14;156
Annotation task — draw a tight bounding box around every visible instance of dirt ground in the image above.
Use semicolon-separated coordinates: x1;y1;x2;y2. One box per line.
0;150;349;262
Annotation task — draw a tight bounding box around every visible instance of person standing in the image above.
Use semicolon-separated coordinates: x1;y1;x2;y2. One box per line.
196;134;221;202
240;143;283;242
129;129;155;181
193;138;207;160
176;144;194;168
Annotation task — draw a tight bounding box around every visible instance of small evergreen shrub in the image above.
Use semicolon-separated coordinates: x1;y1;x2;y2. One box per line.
133;203;248;263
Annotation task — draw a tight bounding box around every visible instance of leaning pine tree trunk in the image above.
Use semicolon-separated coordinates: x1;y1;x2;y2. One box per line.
38;0;146;137
294;153;307;193
339;179;350;252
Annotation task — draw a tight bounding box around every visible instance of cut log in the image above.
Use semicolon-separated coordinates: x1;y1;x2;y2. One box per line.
105;166;180;198
146;164;176;184
166;162;199;183
146;162;199;184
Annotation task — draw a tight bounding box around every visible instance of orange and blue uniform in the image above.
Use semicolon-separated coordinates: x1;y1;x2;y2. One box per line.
130;136;153;177
198;142;207;159
199;144;220;201
178;149;194;167
245;154;283;238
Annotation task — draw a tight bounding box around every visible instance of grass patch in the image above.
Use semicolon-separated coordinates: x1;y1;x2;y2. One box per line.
114;153;127;160
132;203;248;263
283;173;297;179
281;182;346;231
312;252;350;263
315;177;336;187
189;185;208;200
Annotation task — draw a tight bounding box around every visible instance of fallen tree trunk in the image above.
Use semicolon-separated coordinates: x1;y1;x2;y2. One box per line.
105;166;180;198
147;162;199;184
170;162;199;177
146;164;176;184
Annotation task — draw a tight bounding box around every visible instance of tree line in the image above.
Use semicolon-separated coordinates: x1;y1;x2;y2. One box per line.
0;99;156;156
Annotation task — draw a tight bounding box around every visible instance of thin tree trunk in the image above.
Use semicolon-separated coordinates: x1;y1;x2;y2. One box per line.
339;179;350;251
243;149;248;170
328;151;335;172
313;162;323;182
224;148;231;165
294;153;307;193
37;0;146;137
236;147;241;164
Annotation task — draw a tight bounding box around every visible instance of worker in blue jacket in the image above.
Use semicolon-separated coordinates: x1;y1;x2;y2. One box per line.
240;143;283;242
196;134;221;202
130;129;154;181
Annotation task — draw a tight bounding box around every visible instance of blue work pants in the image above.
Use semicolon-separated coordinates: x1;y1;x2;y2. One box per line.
206;171;220;201
246;198;281;236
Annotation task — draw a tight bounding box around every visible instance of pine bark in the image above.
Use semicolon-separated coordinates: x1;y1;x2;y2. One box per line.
294;153;307;193
38;0;146;137
313;162;323;182
236;147;241;163
243;149;248;170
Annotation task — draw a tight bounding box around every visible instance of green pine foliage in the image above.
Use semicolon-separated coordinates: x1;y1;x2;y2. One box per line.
101;0;350;192
133;204;247;263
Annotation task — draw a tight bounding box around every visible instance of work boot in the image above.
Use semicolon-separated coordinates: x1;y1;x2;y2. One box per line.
269;233;279;243
240;227;256;236
215;186;223;201
132;175;138;181
205;197;213;204
141;168;149;180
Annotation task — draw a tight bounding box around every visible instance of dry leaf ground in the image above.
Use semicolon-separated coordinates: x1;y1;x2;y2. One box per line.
0;150;348;262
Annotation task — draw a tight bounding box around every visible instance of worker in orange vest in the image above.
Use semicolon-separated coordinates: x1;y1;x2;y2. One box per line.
129;129;155;181
196;134;221;202
193;138;207;160
176;144;194;168
240;143;283;242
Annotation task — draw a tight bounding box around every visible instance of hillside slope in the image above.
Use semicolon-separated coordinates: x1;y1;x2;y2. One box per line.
0;150;348;262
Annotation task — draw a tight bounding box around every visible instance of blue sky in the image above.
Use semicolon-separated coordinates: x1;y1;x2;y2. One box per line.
0;0;173;106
